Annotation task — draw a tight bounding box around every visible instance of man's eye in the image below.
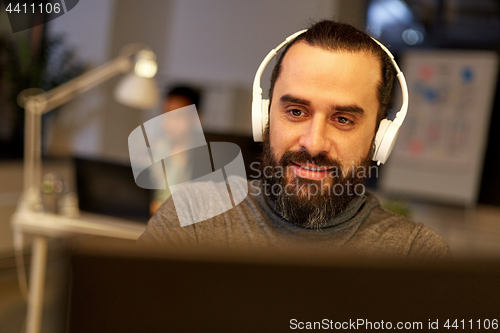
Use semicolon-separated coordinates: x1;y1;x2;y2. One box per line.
336;117;352;125
288;109;303;117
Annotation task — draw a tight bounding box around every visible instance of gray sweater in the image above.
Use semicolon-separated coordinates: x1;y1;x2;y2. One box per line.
138;177;451;258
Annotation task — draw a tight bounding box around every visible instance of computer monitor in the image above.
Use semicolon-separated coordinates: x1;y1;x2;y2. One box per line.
66;239;500;333
74;157;151;222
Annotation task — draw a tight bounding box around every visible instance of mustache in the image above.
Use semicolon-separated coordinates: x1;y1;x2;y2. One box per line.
278;149;341;168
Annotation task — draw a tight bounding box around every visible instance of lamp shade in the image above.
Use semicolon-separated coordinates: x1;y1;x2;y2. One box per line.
114;74;160;110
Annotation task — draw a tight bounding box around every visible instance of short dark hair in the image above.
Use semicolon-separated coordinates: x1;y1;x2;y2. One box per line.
166;85;202;109
269;20;395;122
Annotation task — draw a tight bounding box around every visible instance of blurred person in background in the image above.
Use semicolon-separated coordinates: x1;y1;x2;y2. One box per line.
149;85;203;215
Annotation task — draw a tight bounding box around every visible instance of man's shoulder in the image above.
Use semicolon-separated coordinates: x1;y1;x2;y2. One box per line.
137;177;271;247
358;195;451;258
166;175;253;226
361;196;421;234
170;175;250;197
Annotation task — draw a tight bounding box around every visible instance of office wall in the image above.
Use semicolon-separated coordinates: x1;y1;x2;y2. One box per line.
43;0;349;160
101;0;172;160
44;0;173;161
44;0;117;157
162;0;340;135
163;0;338;84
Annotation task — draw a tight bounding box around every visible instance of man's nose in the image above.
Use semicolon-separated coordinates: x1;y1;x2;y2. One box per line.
298;117;331;157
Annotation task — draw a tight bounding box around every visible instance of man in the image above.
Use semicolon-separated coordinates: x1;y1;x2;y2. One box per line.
138;20;450;258
149;85;203;215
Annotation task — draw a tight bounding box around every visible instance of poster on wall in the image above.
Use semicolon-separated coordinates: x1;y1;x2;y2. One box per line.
381;50;498;205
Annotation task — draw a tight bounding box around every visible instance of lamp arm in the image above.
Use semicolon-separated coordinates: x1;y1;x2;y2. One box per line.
21;45;154;192
21;43;152;115
22;56;133;193
26;56;132;116
40;56;132;113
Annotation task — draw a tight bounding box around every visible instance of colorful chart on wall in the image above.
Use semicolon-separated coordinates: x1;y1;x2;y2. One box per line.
380;50;498;205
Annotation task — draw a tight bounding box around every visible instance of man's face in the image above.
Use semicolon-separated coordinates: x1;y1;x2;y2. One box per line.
262;42;381;228
162;95;195;142
269;42;380;174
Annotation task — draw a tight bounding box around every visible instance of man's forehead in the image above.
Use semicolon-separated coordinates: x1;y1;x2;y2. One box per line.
280;41;380;77
275;42;381;105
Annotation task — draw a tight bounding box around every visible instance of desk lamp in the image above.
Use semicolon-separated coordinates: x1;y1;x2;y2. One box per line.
12;43;160;333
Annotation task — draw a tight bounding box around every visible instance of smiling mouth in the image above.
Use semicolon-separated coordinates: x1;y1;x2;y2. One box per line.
290;162;334;179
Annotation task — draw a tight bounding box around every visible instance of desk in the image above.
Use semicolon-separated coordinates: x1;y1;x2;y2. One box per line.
12;207;147;333
13;211;146;240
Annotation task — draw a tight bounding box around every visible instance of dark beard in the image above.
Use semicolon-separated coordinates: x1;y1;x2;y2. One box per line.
259;126;375;229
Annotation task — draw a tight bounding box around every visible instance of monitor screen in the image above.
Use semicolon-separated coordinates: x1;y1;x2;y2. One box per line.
74;157;151;223
66;239;500;333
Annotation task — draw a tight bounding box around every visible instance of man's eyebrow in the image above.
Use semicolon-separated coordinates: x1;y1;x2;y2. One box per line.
279;94;310;106
333;105;365;116
280;94;366;116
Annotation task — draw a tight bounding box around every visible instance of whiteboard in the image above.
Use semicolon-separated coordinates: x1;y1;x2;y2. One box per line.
380;50;498;205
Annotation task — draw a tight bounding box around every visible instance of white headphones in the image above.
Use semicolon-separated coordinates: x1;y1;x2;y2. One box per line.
251;29;409;165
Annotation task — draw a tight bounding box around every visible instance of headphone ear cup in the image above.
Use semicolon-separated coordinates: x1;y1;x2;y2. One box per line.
252;95;263;142
261;99;270;136
251;98;269;142
372;119;401;165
